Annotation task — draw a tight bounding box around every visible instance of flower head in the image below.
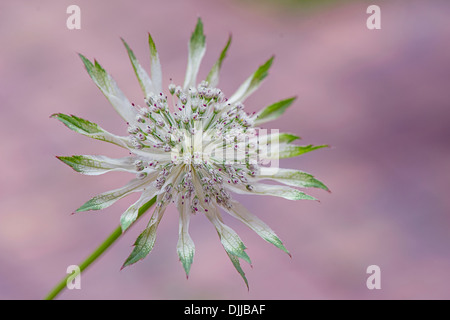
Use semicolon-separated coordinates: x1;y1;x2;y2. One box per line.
53;18;328;287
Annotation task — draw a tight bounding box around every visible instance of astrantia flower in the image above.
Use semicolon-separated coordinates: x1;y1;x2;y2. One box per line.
53;18;328;287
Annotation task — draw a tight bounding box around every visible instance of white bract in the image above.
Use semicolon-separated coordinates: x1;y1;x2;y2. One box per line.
53;18;328;287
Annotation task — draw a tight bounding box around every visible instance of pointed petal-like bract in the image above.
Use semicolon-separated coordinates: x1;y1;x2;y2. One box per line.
254;97;297;126
57;155;137;175
251;131;300;146
76;174;156;212
218;223;252;264
51;113;130;148
79;54;136;124
122;204;166;268
148;33;163;94
122;38;154;98
205;34;232;88
226;183;317;201
120;200;142;232
262;144;329;160
224;201;290;256
228;56;274;104
209;208;251;258
183;18;206;90
206;206;251;288
120;188;158;232
176;198;195;277
257;167;329;192
226;251;249;290
209;219;251;264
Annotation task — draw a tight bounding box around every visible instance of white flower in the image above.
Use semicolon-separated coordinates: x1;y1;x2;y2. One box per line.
53;18;328;287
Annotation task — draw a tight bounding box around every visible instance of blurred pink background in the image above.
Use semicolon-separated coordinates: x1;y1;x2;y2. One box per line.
1;0;449;299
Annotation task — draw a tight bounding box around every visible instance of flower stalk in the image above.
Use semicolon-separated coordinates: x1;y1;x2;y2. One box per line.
44;197;156;300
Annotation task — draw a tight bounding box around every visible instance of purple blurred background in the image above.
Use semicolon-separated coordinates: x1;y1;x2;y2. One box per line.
1;0;449;299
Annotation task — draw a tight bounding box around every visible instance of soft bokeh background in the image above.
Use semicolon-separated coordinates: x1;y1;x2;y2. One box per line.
1;0;449;300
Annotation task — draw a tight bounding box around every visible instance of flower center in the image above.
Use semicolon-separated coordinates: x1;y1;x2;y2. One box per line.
127;81;260;211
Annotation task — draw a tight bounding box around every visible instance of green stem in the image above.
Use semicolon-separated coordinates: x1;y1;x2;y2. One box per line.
44;196;157;300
